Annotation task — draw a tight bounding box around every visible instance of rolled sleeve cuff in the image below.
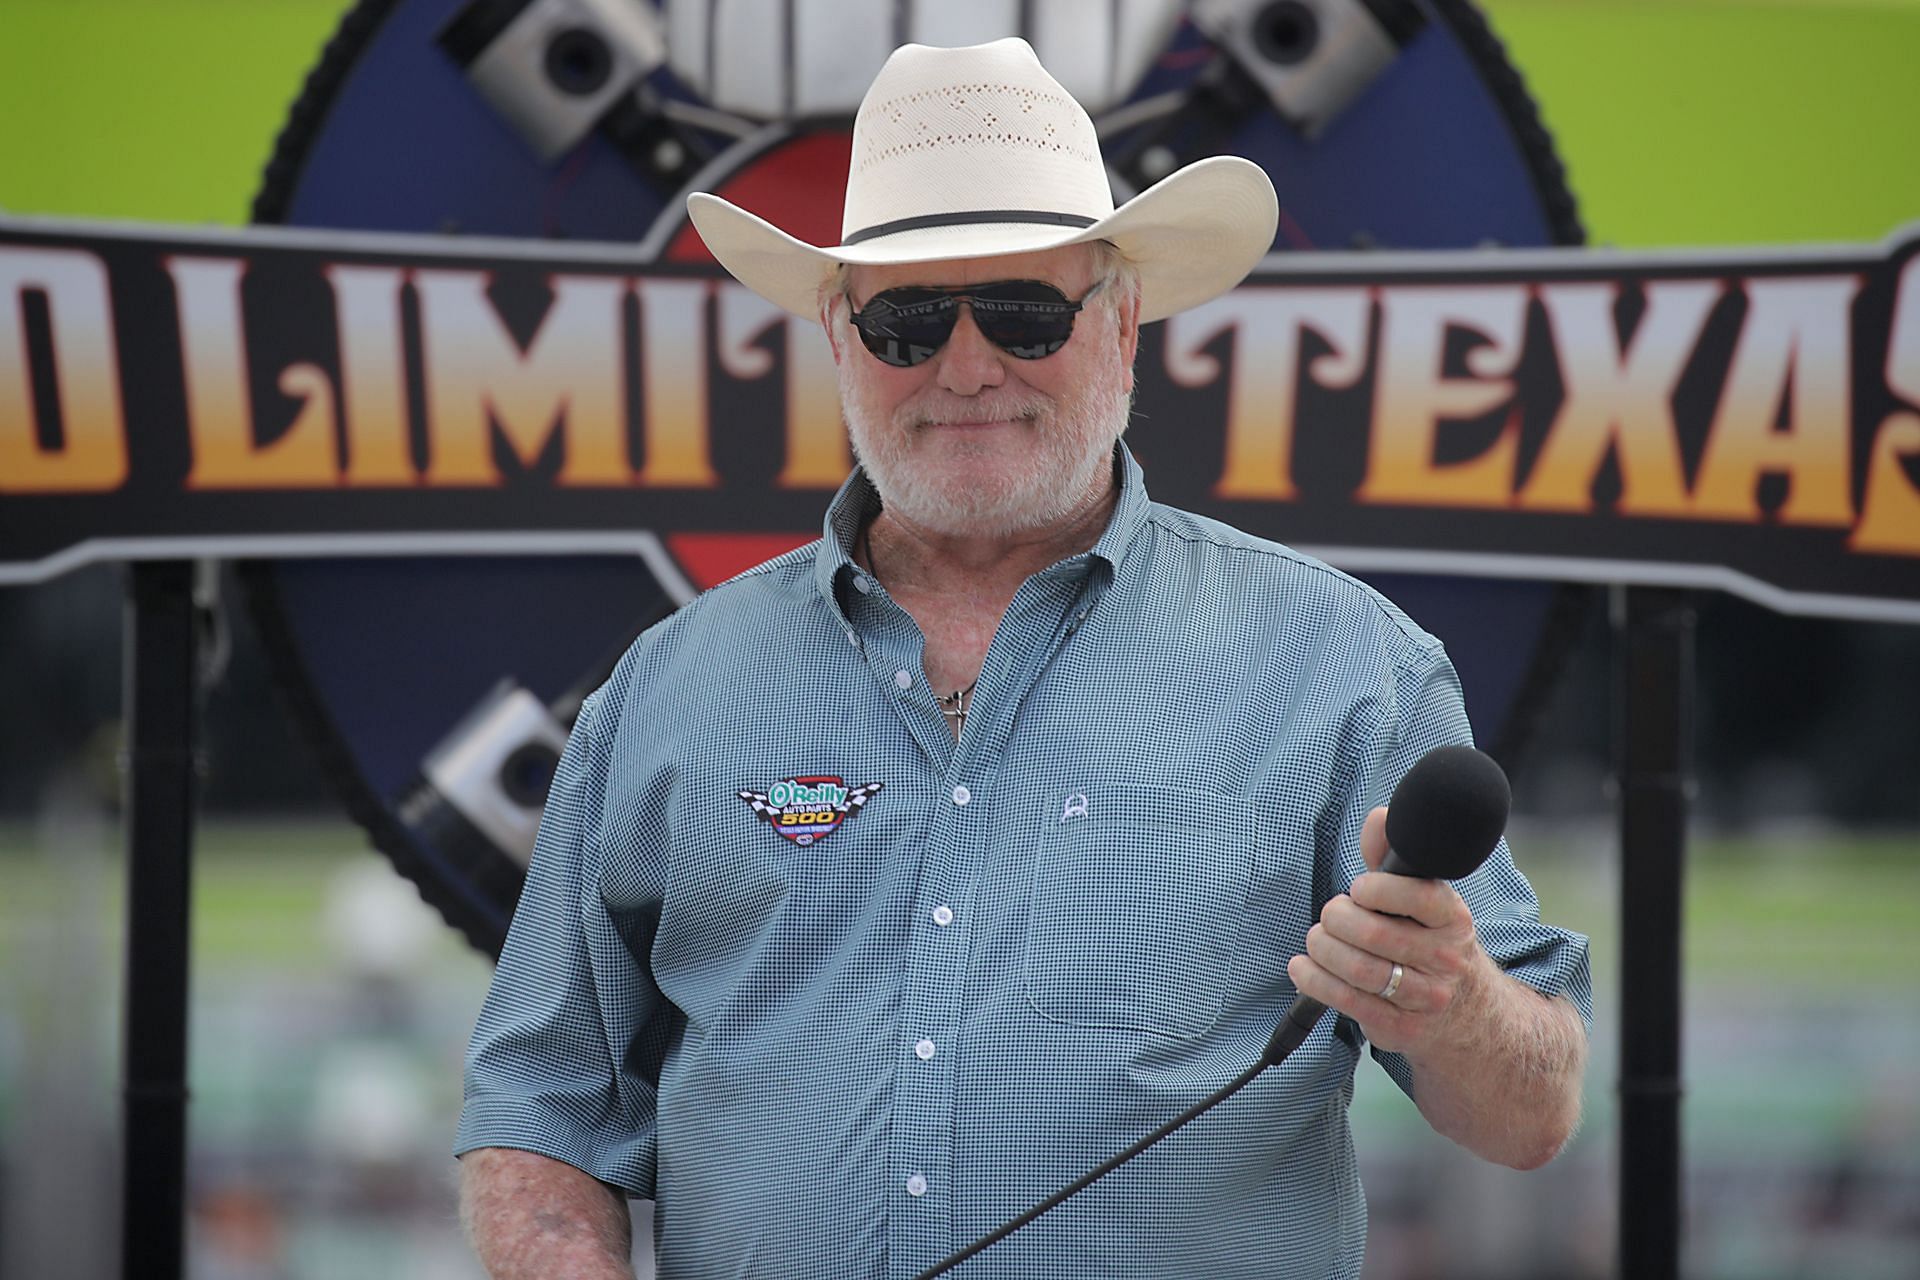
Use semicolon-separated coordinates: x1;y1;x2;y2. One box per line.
455;1092;657;1198
1480;918;1594;1032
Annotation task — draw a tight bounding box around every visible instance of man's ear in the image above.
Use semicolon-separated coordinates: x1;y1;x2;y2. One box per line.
821;290;848;364
1117;288;1142;394
822;263;863;365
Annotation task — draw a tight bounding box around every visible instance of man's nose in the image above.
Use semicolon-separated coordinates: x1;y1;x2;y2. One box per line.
934;303;1007;395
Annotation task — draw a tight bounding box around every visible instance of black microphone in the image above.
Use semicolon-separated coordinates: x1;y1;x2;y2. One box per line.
1262;743;1512;1066
911;745;1513;1280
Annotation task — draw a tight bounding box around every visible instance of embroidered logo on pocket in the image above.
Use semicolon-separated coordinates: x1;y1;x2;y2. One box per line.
737;775;883;846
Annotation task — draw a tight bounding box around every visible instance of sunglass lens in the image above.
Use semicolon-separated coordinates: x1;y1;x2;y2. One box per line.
966;281;1080;360
853;289;957;367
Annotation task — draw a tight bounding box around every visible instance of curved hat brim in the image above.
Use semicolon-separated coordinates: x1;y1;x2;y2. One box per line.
686;155;1278;325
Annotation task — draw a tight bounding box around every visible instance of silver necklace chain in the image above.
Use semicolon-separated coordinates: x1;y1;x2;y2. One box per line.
861;520;979;736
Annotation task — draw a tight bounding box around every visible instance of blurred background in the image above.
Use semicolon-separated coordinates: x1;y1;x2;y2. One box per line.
2;1;1918;1277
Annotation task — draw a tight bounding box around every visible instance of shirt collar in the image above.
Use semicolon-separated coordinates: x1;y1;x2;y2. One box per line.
813;442;1151;610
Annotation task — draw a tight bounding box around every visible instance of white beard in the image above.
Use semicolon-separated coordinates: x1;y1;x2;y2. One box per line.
838;343;1133;539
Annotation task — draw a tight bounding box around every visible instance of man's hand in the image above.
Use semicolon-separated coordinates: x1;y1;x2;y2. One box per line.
1286;806;1588;1170
1286;806;1498;1058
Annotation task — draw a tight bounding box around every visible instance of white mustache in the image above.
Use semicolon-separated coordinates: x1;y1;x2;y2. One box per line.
897;395;1051;431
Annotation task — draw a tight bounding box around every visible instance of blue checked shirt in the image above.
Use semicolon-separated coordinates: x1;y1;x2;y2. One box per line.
457;445;1592;1279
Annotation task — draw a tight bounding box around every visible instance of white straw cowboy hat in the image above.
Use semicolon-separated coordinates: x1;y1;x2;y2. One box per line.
686;37;1278;325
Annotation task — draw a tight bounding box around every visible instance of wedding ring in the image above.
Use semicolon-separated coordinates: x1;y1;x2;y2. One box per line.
1377;962;1405;1002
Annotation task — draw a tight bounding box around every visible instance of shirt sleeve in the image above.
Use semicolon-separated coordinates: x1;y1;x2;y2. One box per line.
1345;639;1595;1100
454;685;665;1197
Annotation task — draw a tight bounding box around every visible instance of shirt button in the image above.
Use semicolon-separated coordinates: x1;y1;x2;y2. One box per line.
914;1038;936;1061
905;1173;928;1198
932;905;954;927
845;630;860;648
852;574;872;594
894;669;913;690
951;785;971;806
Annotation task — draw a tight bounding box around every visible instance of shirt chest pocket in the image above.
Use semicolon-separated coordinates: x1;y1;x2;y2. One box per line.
1022;785;1255;1041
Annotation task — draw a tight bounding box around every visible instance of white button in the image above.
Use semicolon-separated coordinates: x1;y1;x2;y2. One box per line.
894;669;913;690
845;630;860;648
932;905;954;927
914;1038;936;1061
906;1174;928;1197
951;785;971;806
852;574;872;594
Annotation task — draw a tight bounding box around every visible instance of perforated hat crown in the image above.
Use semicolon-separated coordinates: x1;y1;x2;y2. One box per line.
687;37;1278;324
837;40;1112;246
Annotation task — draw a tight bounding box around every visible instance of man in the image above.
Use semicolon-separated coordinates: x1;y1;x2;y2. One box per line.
457;38;1590;1280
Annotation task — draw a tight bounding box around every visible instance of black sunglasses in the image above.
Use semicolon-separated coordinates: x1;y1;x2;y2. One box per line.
846;277;1109;368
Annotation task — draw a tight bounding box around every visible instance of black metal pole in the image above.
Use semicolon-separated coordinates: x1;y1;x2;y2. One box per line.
1613;585;1693;1280
122;560;199;1280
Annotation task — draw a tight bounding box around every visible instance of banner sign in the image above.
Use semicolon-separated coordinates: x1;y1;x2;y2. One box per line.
4;213;1919;621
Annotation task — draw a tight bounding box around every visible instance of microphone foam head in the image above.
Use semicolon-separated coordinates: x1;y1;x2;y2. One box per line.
1383;746;1512;880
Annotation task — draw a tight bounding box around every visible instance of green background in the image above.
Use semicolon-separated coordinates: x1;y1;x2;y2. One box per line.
3;0;1919;245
